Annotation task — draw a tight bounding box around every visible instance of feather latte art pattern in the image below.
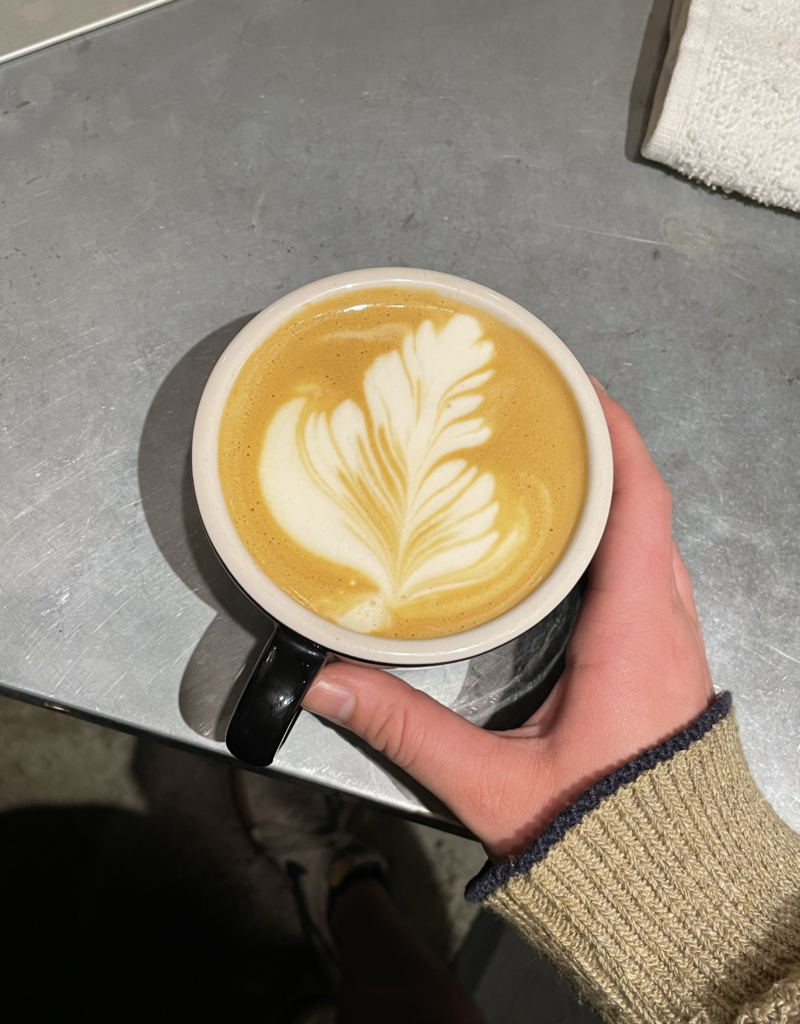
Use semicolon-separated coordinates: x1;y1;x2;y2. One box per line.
259;314;552;633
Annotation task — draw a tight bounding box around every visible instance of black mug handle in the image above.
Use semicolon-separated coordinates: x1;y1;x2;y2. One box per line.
225;626;328;767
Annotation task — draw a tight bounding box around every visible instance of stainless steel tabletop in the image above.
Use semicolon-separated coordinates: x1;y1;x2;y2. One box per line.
0;1;177;67
1;0;798;832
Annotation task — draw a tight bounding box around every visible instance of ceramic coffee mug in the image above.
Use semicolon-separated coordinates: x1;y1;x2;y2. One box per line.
192;268;613;766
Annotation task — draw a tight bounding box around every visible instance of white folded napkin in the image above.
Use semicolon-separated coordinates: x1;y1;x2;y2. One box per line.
642;0;800;212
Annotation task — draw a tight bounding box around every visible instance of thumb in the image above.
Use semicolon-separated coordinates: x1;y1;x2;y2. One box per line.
302;660;498;824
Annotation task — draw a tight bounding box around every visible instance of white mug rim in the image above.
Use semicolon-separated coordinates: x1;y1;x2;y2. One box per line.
192;268;612;665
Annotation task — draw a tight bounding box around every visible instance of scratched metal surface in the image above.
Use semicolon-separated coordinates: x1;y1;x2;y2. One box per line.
1;0;798;830
0;1;177;66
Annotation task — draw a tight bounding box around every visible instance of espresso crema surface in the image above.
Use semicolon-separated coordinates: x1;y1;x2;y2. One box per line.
218;287;587;639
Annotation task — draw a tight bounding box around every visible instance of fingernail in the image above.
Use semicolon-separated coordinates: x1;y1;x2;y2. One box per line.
588;374;607;394
302;675;355;724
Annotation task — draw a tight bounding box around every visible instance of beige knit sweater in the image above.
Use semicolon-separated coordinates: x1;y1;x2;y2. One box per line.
466;695;800;1023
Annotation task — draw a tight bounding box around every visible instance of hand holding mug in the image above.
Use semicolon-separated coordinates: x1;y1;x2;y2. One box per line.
302;382;715;860
193;270;614;766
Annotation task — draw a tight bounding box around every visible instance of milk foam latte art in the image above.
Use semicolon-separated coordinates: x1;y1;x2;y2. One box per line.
218;288;588;640
262;314;530;633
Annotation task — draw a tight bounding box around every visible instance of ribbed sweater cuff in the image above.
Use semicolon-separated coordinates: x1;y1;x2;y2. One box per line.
467;696;800;1024
466;692;732;903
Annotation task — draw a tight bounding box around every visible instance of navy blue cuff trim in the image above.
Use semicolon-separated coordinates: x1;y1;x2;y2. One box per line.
465;692;732;903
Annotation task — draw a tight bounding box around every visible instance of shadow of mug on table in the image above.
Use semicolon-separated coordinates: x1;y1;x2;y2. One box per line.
138;316;274;743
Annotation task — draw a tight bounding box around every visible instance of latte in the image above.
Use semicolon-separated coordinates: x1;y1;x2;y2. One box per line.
218;287;587;640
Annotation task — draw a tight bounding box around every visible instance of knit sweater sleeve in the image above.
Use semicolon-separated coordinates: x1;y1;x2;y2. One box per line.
465;694;800;1024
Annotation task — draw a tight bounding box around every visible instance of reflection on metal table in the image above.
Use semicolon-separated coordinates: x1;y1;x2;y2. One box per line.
1;0;798;832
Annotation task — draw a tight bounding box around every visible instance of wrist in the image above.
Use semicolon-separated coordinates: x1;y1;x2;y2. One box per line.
483;682;716;862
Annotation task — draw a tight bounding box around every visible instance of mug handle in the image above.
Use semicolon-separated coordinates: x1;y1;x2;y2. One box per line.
225;626;328;767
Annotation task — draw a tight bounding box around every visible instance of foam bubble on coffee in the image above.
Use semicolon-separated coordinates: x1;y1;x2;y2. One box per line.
259;314;537;633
